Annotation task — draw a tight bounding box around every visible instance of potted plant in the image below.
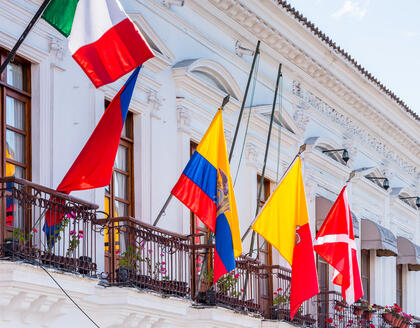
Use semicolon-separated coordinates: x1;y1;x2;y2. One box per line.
334;298;347;313
383;304;403;327
358;300;376;320
400;312;412;328
353;304;364;317
116;245;138;283
271;287;290;319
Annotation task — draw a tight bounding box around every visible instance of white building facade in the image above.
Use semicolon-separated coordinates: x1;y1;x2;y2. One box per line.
0;0;419;327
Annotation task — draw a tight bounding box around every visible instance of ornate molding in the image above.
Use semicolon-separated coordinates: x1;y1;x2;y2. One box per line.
245;142;259;167
293;81;418;179
147;89;163;119
176;105;191;134
292;102;309;133
208;0;420;165
48;36;65;61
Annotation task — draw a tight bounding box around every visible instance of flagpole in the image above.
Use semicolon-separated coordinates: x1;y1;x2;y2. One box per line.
152;95;231;227
0;0;51;75
241;143;307;242
246;63;282;256
228;40;260;162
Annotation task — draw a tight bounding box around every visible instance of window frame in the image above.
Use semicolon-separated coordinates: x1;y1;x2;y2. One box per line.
0;50;31;180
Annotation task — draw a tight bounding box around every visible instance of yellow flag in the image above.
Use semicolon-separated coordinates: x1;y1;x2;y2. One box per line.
252;157;318;319
251;157;309;265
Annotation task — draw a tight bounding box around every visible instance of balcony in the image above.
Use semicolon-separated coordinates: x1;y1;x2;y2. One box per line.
102;216;316;325
1;178;420;327
0;177;99;276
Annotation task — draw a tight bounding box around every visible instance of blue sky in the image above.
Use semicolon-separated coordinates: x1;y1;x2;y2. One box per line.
287;0;420;115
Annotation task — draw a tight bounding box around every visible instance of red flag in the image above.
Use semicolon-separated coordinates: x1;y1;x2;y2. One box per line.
57;67;140;194
44;67;140;236
314;186;363;304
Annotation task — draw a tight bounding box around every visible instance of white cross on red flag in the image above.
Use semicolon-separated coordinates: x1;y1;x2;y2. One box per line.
314;186;363;304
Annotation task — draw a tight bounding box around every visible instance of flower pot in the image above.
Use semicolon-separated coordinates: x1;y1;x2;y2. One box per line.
353;306;363;317
399;322;409;328
116;267;132;283
3;238;20;257
392;317;402;327
334;301;346;313
382;312;394;324
78;256;92;275
270;306;279;320
363;310;375;321
197;289;215;305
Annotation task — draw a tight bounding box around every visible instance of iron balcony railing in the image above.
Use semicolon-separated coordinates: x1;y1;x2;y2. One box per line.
2;179;420;327
0;176;99;276
100;216;192;297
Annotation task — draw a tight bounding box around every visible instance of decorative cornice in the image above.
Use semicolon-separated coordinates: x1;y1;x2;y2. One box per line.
207;0;420;168
272;0;418;121
293;81;419;179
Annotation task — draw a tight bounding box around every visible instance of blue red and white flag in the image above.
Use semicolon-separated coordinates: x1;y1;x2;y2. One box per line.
171;110;242;283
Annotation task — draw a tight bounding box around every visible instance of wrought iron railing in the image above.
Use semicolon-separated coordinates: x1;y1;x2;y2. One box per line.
0;177;99;276
3;180;420;327
212;256;261;313
316;291;412;328
102;216;192;297
268;264;316;326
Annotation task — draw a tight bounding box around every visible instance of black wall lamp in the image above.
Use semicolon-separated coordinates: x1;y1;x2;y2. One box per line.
399;196;420;209
366;176;390;190
322;148;350;164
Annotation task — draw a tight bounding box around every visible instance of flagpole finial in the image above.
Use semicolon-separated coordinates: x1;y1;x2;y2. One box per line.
221;94;230;110
346;171;356;183
298;144;307;154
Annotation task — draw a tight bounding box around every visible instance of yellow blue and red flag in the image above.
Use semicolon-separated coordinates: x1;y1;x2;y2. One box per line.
171;109;242;282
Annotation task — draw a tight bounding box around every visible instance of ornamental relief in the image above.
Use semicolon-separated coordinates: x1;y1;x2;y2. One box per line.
292;81;418;180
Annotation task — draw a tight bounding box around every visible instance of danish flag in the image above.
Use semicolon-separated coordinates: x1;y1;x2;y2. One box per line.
314;186;363;304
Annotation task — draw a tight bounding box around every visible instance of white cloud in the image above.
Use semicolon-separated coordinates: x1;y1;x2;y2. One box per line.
332;0;370;20
403;31;419;38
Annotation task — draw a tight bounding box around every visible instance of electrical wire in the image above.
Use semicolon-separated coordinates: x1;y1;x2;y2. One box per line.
40;265;101;328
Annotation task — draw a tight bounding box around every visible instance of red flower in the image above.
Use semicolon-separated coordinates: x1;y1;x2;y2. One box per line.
277;287;282;291
116;250;120;255
79;230;83;234
324;318;333;324
369;324;375;328
274;292;278;295
32;228;38;233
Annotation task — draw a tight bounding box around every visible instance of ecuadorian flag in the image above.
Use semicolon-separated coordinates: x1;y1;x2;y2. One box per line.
172;109;242;283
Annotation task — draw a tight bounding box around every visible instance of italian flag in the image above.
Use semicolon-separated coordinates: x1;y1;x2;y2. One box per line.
42;0;154;88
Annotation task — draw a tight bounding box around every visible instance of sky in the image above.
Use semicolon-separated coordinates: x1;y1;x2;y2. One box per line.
287;0;420;115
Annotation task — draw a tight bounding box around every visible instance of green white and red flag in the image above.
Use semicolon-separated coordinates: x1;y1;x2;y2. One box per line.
42;0;154;88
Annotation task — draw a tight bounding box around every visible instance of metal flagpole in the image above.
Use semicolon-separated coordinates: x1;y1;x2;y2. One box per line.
152;95;231;227
241;143;307;242
0;0;52;75
239;63;281;302
228;40;261;162
196;43;261;297
247;63;282;256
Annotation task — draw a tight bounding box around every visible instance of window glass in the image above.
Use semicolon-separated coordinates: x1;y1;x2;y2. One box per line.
6;131;25;164
114;172;128;200
115;145;128;172
7;62;24;90
6;97;25;130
